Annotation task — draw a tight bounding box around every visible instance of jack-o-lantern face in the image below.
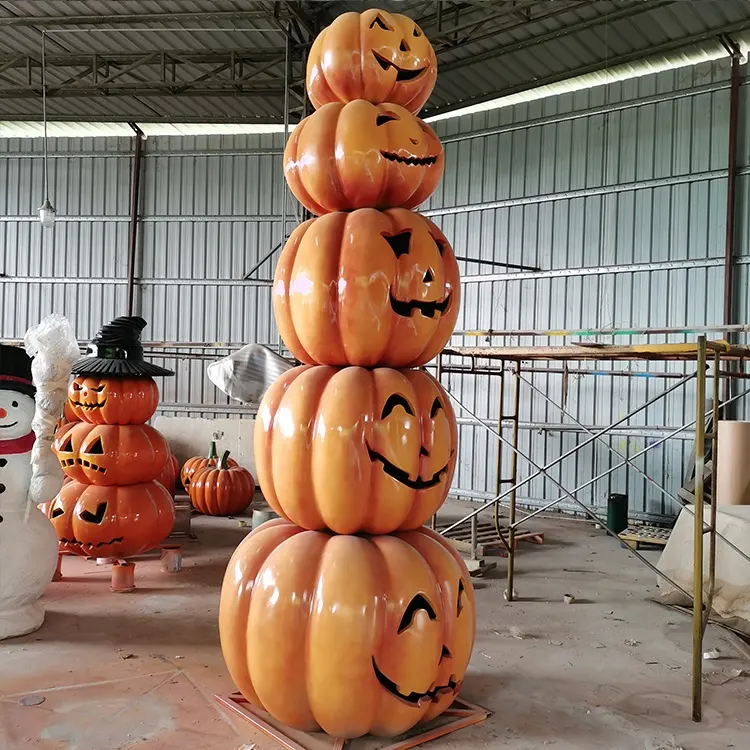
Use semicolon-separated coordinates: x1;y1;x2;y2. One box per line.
219;520;475;739
68;376;159;425
255;366;457;535
53;422;169;486
307;9;437;114
274;209;459;368
41;480;175;559
284;101;443;215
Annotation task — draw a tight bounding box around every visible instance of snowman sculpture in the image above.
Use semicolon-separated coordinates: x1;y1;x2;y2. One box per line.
0;341;64;640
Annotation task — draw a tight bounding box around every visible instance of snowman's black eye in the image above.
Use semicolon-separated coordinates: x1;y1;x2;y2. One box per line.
11;401;17;408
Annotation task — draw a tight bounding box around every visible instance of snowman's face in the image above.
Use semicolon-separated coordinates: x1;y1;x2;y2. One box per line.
0;391;35;439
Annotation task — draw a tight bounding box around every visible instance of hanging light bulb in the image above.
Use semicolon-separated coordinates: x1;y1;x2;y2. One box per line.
39;31;57;230
38;197;56;228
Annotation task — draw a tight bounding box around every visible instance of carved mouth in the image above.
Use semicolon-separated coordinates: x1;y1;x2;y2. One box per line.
59;457;107;474
69;399;107;410
372;51;427;81
59;536;123;550
366;444;450;490
381;150;437;166
390;290;451;319
373;658;458;705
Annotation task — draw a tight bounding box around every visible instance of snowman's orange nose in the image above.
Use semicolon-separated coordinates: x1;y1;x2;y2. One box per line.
0;409;7;418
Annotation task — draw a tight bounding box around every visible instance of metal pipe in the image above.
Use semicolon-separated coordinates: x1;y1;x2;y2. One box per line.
126;122;144;316
244;241;283;279
692;337;707;722
443;386;694;602
705;352;720;630
454;255;540;272
452;323;750;338
506;361;521;600
440;364;689;380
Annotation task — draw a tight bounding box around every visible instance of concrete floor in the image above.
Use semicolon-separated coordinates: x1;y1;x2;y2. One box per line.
1;501;749;750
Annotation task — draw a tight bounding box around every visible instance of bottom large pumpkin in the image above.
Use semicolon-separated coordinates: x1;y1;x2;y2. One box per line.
40;480;175;559
219;519;475;739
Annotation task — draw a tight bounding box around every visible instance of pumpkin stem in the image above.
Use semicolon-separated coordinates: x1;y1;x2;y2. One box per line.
218;450;231;471
207;440;218;460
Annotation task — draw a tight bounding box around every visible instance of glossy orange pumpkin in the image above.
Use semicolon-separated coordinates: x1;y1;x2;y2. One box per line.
41;480;175;559
180;440;238;490
68;375;159;425
189;450;255;516
284;101;443;215
255;366;457;534
53;422;169;486
156;453;179;496
220;519;475;738
274;209;459;368
307;9;437;114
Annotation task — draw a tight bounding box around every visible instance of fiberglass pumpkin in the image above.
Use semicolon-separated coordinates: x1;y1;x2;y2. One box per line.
188;450;255;516
284;100;443;215
255;366;457;535
53;422;169;486
41;480;175;559
156;453;179;496
180;440;238;490
220;519;475;738
307;9;437;115
274;208;459;368
68;375;159;425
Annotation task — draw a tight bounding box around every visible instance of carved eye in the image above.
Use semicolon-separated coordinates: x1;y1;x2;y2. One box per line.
376;113;399;127
398;593;437;633
60;436;73;452
457;579;466;616
92;385;106;393
381;394;415;419
370;15;390;30
382;231;411;258
413;26;422;38
72;382;82;391
434;238;446;256
51;505;64;518
79;501;107;525
86;437;104;455
439;644;452;662
430;398;443;418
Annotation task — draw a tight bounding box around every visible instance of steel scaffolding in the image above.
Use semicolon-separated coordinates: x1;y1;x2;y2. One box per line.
434;336;750;722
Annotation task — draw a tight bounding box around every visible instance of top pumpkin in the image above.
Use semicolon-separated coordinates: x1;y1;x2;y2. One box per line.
307;9;437;114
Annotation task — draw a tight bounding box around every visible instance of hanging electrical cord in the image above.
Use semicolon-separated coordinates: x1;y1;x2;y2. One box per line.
38;30;56;228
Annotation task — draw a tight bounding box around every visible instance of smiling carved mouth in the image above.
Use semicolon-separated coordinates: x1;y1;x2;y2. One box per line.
69;399;107;410
390;290;451;319
59;536;124;551
59;457;107;474
372;51;427;81
373;658;459;705
366;444;450;490
381;150;437;166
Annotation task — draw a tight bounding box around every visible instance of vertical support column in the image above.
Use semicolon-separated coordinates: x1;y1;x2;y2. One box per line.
506;361;520;602
706;351;720;625
692;335;707;722
126;123;144;316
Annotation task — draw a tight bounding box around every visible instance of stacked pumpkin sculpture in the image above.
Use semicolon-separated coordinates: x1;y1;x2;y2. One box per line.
42;317;175;572
219;9;475;741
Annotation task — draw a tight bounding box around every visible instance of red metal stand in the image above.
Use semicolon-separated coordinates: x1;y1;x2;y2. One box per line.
214;692;490;750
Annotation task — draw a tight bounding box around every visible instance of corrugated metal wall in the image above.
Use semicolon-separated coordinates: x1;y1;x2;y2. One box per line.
0;57;746;521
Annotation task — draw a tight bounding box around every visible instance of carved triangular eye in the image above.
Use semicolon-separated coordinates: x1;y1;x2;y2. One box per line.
51;504;65;519
383;231;411;258
87;437;104;455
60;436;74;452
398;593;437;633
381;393;415;419
430;398;443;418
434;238;446;256
376;113;399;127
370;14;390;30
79;501;107;525
457;579;466;616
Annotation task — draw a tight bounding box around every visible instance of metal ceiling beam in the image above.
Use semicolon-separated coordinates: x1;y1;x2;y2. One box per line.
426;18;750;118
0;10;287;27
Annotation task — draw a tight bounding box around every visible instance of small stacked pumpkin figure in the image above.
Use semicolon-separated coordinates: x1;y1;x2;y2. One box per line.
42;317;175;569
219;9;475;741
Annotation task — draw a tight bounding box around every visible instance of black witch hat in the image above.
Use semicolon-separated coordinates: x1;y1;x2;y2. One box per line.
72;316;174;378
0;344;35;397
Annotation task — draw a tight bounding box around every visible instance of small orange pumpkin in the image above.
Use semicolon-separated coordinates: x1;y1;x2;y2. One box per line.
307;9;437;114
156;453;179;496
284;100;443;215
68;375;159;425
41;480;175;559
180;440;238;490
53;422;169;486
188;450;255;516
274;209;460;367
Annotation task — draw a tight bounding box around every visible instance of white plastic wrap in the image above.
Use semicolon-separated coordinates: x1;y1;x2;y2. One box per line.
24;314;80;506
207;343;293;408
